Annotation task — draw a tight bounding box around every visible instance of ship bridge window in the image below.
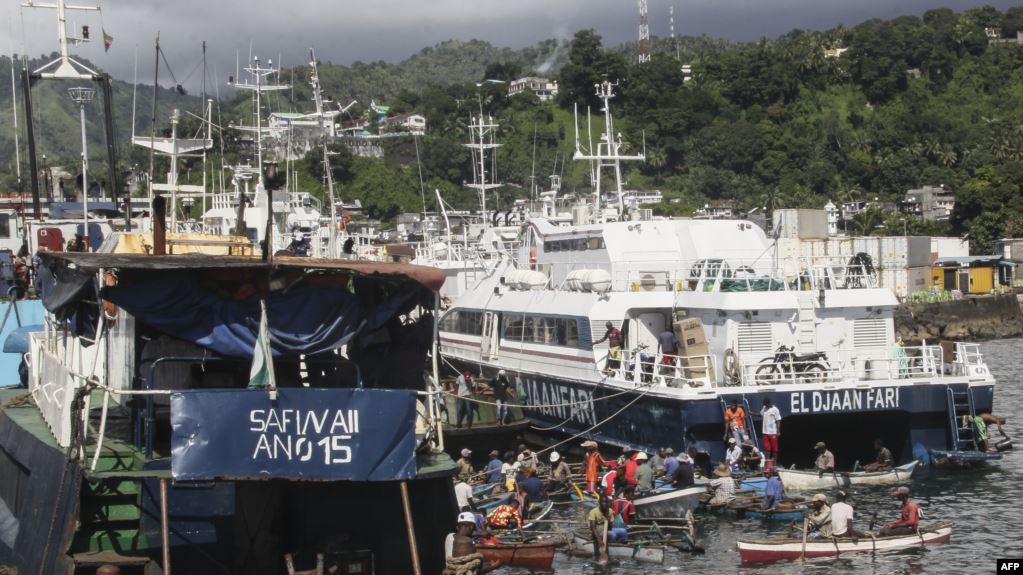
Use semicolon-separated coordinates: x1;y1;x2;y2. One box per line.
0;215;9;238
502;313;582;348
543;237;605;253
440;309;484;335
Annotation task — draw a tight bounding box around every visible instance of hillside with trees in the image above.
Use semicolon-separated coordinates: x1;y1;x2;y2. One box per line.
3;5;1023;252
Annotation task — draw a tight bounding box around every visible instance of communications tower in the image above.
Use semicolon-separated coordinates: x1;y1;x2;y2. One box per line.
638;0;651;64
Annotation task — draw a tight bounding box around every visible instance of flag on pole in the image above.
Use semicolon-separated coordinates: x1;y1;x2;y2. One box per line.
102;29;113;52
247;301;277;392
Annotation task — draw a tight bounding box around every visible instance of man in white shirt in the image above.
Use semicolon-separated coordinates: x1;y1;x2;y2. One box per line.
830;490;863;542
755;398;782;464
453;477;475;511
455;371;475;429
724;437;742;470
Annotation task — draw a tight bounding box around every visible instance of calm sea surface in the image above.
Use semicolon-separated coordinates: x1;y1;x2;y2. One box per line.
502;337;1023;574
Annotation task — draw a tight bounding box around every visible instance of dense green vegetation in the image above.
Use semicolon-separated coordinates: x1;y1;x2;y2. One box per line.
4;6;1023;252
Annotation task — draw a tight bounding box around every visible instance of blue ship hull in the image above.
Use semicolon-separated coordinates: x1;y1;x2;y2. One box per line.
480;366;995;468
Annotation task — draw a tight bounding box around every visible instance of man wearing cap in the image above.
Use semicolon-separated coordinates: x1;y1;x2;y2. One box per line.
455;371;476;429
723;399;749;444
457;448;474;481
725;437;742;471
583;440;606;494
548;451;571;488
738;439;763;472
831;490;864;543
445;510;500;573
662;448;679;479
634;452;654;493
491;370;511;426
879;486;920;536
454;476;476;512
814;441;835;477
807;493;832;539
485;450;504;484
516;444;536;470
707;464;736;505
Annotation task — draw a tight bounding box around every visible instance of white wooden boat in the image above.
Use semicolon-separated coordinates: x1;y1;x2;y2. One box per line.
777;461;919;491
737;521;952;563
571;530;666;563
633;484;706;518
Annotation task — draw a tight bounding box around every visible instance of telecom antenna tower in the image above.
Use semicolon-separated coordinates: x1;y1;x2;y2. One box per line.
638;0;651;63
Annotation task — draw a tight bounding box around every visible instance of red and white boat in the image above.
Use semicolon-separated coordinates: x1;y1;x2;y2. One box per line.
737;522;953;564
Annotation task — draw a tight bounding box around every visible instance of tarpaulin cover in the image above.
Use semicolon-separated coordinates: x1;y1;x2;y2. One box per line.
0;408;79;574
101;273;420;357
170;388;418;481
37;259;98;340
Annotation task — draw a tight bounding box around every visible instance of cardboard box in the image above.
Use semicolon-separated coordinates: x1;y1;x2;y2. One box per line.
674;318;707;348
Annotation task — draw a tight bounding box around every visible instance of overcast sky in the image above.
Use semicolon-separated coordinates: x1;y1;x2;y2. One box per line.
5;0;1020;89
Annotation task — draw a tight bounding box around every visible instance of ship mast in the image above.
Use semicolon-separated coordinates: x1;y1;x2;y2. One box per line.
308;48;338;257
572;80;645;221
464;99;502;230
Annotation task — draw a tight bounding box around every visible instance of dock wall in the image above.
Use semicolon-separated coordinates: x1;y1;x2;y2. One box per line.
895;293;1023;342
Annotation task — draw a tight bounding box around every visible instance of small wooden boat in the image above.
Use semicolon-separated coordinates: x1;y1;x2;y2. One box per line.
740;505;805;522
633;484;706;518
777;460;918;491
571;528;666;563
472;482;500;498
477;540;558;569
737;521;953;564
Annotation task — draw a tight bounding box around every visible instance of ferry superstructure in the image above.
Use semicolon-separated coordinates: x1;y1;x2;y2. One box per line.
439;216;997;468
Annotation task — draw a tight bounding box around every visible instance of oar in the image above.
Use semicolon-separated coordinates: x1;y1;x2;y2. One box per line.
599;519;610;564
799;516;809;563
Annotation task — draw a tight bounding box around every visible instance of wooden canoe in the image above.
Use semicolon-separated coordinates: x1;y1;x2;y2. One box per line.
777;460;919;492
571;529;666;563
477;540;557;569
737;521;952;564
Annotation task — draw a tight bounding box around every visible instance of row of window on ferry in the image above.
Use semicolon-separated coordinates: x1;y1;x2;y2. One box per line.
440;310;588;349
543;237;605;253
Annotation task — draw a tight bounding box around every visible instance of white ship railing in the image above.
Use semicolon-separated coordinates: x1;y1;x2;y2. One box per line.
736;344;956;387
547;256;879;294
611;347;717;389
29;331;106;448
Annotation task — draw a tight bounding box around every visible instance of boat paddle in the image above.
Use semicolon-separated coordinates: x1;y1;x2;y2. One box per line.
800;515;809;563
599;518;610;565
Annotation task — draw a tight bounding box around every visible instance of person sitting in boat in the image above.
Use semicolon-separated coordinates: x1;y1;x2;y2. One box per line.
582;440;606;494
610;488;636;543
878;486;920;536
457;448;474;481
662;448;679;479
724;438;743;471
707;464;736;505
650;447;667;475
594;321;623;374
548;451;571;489
830;490;866;543
444;512;500;575
863;439;894;472
485;450;504;484
723;399;749;444
738;440;763;472
814;441;835;477
807;493;833;539
600;465;622;499
761;468;785;510
518;468;545;516
501;451;518;493
487;499;524;533
634;452;654;493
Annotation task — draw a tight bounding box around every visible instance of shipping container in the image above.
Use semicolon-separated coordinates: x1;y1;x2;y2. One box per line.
877;266;932;298
775;238;802;260
825;238;854;257
772;209;828;239
852;236;881;264
931;237;970;260
879;236;931;269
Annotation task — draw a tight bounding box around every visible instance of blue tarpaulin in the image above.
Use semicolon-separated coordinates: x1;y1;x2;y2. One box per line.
170;388;418;481
102;274;419;357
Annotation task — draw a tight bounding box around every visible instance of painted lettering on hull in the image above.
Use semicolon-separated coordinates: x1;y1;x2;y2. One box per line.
517;375;597;426
789;387;900;414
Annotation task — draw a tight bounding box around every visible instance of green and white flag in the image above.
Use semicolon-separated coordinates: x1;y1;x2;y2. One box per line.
247;300;277;391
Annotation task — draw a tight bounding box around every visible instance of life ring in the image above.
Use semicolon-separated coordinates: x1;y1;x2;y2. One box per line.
102;271;119;321
723;348;741;386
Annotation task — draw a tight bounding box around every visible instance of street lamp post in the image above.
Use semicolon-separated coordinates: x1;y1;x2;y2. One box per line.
69;86;95;247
